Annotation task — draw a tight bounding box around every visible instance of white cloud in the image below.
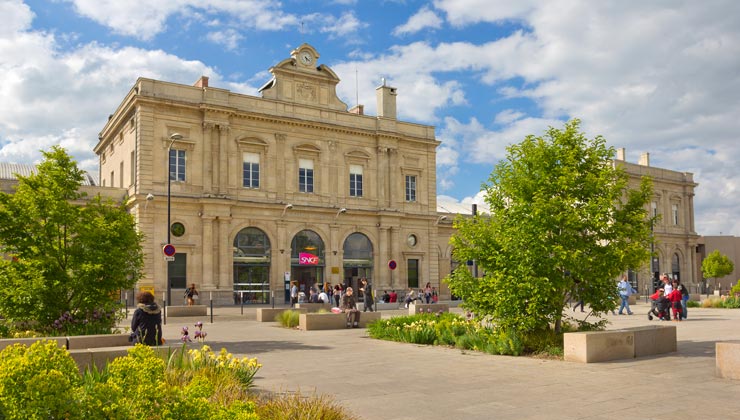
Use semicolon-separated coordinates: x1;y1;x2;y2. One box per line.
393;6;443;36
206;29;243;51
67;0;300;40
319;12;368;39
433;0;536;26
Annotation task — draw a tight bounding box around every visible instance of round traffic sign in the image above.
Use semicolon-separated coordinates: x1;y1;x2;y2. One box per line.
388;260;397;270
163;244;176;257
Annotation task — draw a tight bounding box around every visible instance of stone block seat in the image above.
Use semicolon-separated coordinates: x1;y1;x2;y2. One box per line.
294;303;333;312
166;305;208;317
716;341;740;380
564;325;677;363
408;303;450;315
256;307;307;322
299;311;381;330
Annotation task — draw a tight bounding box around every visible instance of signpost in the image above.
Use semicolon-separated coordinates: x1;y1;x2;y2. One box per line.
163;244;176;262
388;259;397;288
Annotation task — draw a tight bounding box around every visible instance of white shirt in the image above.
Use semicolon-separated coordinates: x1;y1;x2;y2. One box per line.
663;282;673;295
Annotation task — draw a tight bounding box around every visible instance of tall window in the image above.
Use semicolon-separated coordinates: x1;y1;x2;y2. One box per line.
130;150;136;186
169;149;186;182
242;152;260;188
651;201;658;217
349;165;363;197
671;203;679;225
119;161;124;188
299;159;314;193
407;259;419;288
405;175;416;202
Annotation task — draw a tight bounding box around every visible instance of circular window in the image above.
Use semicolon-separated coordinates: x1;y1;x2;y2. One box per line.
170;222;185;237
407;234;417;247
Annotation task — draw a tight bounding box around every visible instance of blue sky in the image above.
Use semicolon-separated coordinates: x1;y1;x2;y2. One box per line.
2;0;740;235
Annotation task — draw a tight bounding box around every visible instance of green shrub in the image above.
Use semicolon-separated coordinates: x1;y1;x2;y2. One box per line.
276;310;300;328
0;340;83;419
722;296;740;308
730;281;740;297
686;300;701;308
702;298;724;308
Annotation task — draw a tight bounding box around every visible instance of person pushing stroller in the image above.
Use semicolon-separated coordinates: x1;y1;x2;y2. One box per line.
648;288;671;321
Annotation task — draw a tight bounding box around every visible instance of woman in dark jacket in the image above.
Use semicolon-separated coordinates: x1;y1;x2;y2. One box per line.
131;291;162;346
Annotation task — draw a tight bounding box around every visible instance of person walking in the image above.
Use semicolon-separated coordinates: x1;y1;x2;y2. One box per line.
677;279;690;320
333;284;342;307
184;283;199;306
617;275;634;315
290;281;298;307
359;278;375;312
341;286;361;328
131;291;162;346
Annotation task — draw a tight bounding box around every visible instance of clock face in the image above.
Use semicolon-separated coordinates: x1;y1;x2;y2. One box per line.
299;52;313;65
407;234;417;247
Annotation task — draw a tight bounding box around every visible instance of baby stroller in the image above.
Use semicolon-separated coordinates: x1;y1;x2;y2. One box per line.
648;296;671;321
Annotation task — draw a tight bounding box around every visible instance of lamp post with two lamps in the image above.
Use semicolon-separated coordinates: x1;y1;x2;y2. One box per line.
165;133;183;307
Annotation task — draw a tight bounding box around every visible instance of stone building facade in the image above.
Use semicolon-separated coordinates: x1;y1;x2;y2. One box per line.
96;44;444;304
615;149;700;293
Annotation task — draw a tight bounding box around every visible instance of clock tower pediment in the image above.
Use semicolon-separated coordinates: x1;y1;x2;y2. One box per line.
258;43;348;111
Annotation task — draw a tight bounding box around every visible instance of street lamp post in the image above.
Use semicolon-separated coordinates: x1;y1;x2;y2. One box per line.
166;133;183;306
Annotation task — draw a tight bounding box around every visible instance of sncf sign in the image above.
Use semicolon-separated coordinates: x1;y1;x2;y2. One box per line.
299;252;319;265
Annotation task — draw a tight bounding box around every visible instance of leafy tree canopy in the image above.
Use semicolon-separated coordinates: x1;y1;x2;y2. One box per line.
446;120;654;333
702;250;734;280
0;146;144;333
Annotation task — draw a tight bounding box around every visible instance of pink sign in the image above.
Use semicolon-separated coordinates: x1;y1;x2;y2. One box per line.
299;252;319;265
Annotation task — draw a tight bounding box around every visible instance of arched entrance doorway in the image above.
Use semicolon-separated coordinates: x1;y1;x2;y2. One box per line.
233;227;271;304
343;232;373;300
290;230;325;303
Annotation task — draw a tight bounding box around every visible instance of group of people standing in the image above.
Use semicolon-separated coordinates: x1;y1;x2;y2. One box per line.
648;274;690;321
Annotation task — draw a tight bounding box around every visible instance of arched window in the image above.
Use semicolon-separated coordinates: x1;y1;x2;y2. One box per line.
672;253;680;281
232;227;271;304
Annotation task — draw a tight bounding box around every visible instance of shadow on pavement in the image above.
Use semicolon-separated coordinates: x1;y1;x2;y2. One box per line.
204;340;333;354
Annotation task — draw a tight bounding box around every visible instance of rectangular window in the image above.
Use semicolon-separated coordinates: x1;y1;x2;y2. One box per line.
672;203;679;225
242;152;260;188
405;175;416;202
407;259;419;288
119;161;124;188
349;164;363;197
651;201;658;217
110;171;114;187
169;149;186;182
299;159;314;193
130;151;136;186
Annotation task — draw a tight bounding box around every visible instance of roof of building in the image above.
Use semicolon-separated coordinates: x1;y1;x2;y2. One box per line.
0;162;99;186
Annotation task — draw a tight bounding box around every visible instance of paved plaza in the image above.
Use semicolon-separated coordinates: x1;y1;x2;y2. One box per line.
143;301;740;420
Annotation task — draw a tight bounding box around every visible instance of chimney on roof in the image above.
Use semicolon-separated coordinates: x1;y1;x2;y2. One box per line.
639;152;650;166
194;76;209;88
616;148;626;161
376;79;397;119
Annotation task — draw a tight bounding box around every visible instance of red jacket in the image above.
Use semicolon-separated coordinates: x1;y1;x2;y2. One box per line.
650;291;663;301
666;289;682;304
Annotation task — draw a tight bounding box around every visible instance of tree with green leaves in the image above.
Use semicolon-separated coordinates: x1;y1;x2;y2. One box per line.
702;250;734;285
0;146;143;334
446;120;654;333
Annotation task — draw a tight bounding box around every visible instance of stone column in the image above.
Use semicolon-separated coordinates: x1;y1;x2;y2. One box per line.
217;216;232;289
201;216;215;288
202;123;213;193
218;125;229;195
275;134;286;201
377;146;388;207
388;148;398;208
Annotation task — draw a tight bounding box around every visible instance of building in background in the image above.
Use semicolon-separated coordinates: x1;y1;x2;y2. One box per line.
95;44;444;304
696;236;740;294
615;149;699;294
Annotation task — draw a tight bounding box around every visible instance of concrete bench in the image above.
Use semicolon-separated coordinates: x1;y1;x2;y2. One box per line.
256;308;307;322
299;311;381;331
69;345;177;372
166;305;208;317
409;303;450;315
0;337;67;352
67;333;131;350
716;341;740;380
294;303;333;312
564;325;676;363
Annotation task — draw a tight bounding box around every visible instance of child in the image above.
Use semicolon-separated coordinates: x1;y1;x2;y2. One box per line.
665;280;683;321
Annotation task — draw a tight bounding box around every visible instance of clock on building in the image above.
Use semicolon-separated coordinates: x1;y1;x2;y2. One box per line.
299;51;313;65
